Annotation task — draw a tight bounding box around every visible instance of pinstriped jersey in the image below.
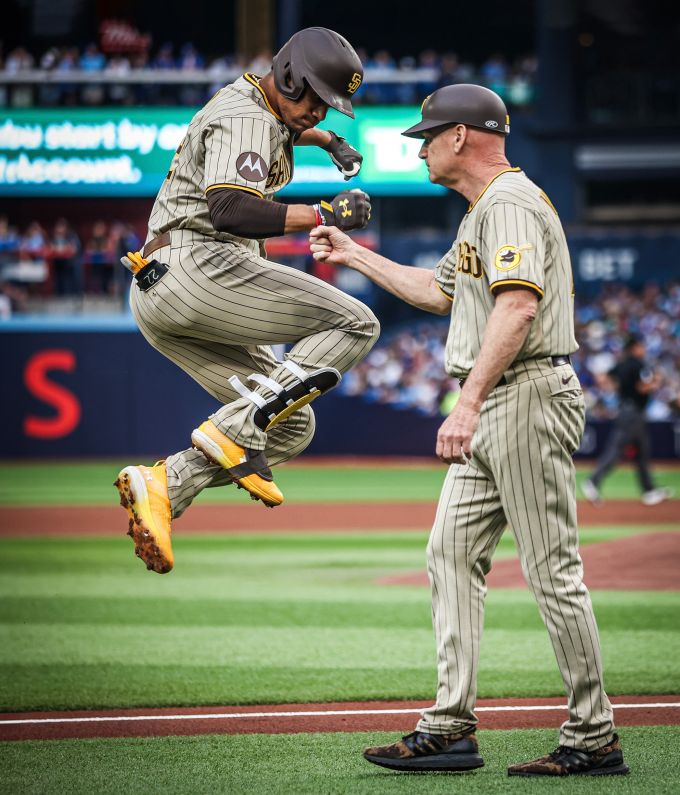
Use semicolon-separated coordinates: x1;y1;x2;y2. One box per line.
147;73;293;253
435;168;578;378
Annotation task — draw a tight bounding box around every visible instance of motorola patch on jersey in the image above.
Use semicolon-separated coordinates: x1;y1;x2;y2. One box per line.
135;259;169;292
494;243;533;271
236;152;269;181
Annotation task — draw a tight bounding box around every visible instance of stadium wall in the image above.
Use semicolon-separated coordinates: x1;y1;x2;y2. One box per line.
3;328;679;459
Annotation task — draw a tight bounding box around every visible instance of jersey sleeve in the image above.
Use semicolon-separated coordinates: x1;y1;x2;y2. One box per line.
434;245;457;301
481;203;546;300
203;115;273;198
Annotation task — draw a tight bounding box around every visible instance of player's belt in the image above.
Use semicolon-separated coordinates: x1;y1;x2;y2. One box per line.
142;232;171;259
458;355;571;390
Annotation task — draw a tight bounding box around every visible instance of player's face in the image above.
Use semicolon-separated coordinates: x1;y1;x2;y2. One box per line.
418;125;459;185
279;85;328;133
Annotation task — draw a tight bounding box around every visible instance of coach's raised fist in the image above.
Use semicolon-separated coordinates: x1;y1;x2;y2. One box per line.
328;189;371;231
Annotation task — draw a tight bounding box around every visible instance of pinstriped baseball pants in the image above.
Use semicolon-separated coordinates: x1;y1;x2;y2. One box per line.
129;233;379;517
417;358;615;751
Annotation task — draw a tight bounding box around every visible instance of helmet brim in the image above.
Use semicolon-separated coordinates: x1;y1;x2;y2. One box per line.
306;76;355;118
401;118;455;138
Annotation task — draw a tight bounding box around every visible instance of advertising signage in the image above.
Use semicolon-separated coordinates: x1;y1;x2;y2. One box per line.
0;107;444;197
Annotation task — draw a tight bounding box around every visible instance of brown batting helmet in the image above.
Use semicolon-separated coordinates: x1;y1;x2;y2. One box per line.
402;84;510;138
272;28;363;118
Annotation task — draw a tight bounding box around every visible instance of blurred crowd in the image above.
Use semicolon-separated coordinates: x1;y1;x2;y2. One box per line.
1;42;537;108
575;283;680;420
341;283;680;421
0;216;139;316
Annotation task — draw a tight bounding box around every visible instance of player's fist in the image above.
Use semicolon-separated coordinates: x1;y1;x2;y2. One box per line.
326;189;371;231
322;131;363;180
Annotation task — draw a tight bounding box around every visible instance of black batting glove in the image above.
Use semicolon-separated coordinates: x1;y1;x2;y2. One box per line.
315;189;371;231
322;131;363;180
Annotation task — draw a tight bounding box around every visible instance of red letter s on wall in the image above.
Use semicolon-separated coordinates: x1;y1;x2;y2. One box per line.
23;350;81;439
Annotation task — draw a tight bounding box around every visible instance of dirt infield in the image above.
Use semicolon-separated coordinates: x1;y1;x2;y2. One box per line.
1;695;678;742
0;498;678;536
380;531;680;591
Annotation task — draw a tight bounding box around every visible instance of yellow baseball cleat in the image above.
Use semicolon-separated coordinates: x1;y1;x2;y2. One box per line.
114;463;174;574
190;420;284;507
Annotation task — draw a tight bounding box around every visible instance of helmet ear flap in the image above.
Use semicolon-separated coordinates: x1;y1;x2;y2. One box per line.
273;49;305;101
281;62;295;92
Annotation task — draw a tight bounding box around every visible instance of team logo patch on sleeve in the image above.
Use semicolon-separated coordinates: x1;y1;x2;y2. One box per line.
494;243;533;271
236;152;269;182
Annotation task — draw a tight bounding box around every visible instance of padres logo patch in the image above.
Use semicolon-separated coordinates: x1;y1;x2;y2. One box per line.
494;243;533;271
236;152;269;182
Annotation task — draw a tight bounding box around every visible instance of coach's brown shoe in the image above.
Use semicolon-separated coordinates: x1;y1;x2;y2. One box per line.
191;420;283;507
508;734;629;777
115;463;174;574
363;730;483;772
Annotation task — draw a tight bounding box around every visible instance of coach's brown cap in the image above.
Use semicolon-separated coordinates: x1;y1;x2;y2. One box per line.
402;84;510;138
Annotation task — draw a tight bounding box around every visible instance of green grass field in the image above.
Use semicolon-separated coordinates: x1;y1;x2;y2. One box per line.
1;529;679;711
1;462;678;793
1;461;678;506
3;727;679;795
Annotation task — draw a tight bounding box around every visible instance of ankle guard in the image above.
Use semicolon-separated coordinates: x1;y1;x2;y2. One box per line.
229;360;341;431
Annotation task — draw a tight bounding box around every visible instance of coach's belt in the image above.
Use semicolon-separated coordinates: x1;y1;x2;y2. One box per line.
458;355;571;390
142;231;171;259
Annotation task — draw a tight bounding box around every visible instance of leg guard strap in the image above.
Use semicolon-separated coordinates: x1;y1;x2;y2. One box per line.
227;362;342;432
254;362;342;431
228;374;269;410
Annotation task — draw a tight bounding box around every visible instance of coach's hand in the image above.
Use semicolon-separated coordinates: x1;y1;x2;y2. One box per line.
309;225;358;268
436;398;480;465
322;132;363;180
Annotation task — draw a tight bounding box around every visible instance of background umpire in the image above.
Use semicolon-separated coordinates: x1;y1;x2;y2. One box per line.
582;335;674;507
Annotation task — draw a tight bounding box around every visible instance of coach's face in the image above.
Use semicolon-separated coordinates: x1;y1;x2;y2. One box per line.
279;85;328;133
418;125;461;185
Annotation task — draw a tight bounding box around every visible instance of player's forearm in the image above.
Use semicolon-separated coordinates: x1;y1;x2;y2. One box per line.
459;291;537;409
208;188;318;237
295;129;332;147
348;246;450;315
284;204;320;232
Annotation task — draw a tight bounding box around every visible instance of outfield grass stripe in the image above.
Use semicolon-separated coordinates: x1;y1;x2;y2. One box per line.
1;462;679;506
3;702;680;727
1;533;678;712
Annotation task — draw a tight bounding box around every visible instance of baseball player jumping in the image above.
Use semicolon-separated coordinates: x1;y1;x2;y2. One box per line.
310;85;628;777
115;28;379;574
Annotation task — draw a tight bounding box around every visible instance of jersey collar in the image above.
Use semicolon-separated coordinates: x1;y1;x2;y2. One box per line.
243;72;284;123
467;167;521;213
